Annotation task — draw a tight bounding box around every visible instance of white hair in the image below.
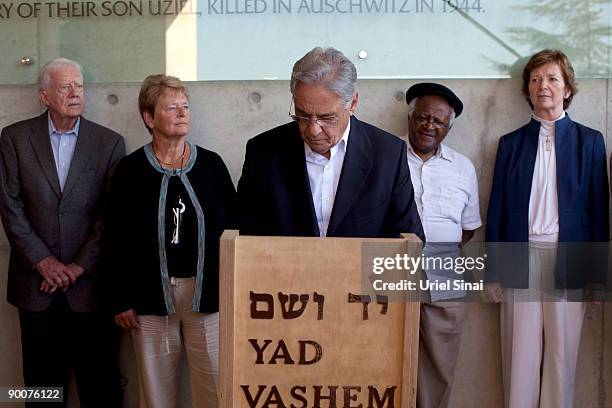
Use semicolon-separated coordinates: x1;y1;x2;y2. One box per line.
407;96;456;128
37;58;83;91
290;47;357;107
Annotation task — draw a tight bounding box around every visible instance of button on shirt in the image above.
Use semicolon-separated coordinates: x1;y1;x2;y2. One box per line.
48;114;79;192
528;112;564;243
305;120;350;237
407;142;482;301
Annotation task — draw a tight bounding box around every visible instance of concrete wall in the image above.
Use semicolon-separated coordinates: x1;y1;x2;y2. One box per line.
0;79;611;407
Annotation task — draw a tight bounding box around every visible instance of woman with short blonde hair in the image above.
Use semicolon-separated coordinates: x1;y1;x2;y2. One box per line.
106;74;236;408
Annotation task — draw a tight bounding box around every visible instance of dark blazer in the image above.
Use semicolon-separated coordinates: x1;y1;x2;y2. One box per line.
238;116;424;240
0;112;125;312
485;115;609;288
104;146;237;316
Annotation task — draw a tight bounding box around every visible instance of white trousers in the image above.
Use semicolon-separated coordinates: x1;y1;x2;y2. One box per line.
501;242;585;408
131;277;219;408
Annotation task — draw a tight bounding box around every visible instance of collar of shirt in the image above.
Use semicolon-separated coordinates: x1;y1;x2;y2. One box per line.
48;113;80;138
304;118;351;163
532;111;565;135
406;139;453;164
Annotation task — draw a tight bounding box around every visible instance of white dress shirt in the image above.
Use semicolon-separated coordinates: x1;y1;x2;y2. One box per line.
528;112;565;243
407;141;482;301
407;142;482;243
48;113;80;192
305;120;351;237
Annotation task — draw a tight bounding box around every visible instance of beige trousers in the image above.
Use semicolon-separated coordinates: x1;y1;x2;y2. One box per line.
131;277;219;408
417;301;466;408
501;242;585;408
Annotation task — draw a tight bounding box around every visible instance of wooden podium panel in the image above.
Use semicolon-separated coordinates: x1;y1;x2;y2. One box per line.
220;231;421;408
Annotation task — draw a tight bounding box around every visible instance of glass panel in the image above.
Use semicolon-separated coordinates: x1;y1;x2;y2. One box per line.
0;0;610;84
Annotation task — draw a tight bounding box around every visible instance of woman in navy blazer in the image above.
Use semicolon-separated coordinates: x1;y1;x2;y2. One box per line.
485;50;609;408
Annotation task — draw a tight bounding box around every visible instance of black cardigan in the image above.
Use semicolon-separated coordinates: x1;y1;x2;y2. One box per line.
104;145;236;315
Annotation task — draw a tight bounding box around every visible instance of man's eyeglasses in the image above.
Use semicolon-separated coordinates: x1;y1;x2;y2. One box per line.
289;100;341;128
413;114;450;130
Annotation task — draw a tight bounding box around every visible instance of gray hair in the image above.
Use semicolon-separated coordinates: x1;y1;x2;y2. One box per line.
407;97;456;128
37;58;83;91
290;47;357;107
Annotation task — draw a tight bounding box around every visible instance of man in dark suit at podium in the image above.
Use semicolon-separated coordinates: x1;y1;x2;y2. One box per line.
238;47;424;240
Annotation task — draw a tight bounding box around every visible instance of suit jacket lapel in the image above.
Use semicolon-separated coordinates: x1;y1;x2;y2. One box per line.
327;116;373;236
29;112;61;198
280;124;319;236
63;117;97;199
555;115;572;214
517;119;540;208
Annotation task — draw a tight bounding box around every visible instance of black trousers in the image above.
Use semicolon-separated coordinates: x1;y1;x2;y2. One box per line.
19;293;123;408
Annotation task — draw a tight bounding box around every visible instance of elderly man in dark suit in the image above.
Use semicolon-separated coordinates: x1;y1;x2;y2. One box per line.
0;58;125;407
238;47;424;240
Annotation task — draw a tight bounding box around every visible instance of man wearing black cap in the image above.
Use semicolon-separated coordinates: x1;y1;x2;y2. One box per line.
405;83;481;408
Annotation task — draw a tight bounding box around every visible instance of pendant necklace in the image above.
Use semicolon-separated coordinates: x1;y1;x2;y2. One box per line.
152;142;187;245
170;150;186;245
152;142;186;166
171;195;186;245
